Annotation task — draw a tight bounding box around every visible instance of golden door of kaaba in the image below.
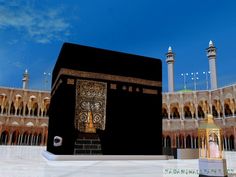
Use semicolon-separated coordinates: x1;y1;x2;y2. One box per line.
47;43;162;155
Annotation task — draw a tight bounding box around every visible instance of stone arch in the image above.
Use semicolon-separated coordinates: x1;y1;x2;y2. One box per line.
28;133;33;145
186;135;191;148
10;101;15;115
32;132;38;145
14;94;23;115
11;130;19;145
166;135;171;148
229;135;235;150
37;133;42;145
3;102;8;114
224;104;232;117
41;97;50;117
170;103;180;119
184;105;192;119
198;105;205;119
32;102;38;116
27;95;37;116
0;130;10;145
25;104;29;116
17;101;24;116
212;105;218;118
162;108;168;119
0;94;8;114
212;99;222;117
172;107;180;119
175;134;184;148
224;98;232;117
45;103;50;116
176;135;180;148
22;131;29;145
196;136;199;148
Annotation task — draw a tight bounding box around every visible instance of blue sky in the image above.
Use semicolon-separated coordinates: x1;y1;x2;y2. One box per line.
0;0;236;92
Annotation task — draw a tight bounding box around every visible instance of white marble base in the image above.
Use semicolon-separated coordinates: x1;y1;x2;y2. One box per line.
199;158;228;177
1;146;236;177
42;150;169;161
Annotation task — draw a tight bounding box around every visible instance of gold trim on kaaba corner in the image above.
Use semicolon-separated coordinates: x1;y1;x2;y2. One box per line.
143;88;158;95
67;78;75;85
110;83;117;90
51;79;63;97
74;79;107;133
52;68;162;90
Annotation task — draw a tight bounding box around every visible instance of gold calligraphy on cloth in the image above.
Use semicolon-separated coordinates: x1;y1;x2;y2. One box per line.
75;80;107;133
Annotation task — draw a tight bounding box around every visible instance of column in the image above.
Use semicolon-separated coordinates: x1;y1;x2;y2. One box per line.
227;138;230;151
166;46;175;92
207;40;218;90
191;136;193;148
224;137;228;151
184;137;186;148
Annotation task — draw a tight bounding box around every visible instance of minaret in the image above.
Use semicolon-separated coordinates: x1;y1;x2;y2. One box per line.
207;40;217;90
22;69;29;89
166;46;175;92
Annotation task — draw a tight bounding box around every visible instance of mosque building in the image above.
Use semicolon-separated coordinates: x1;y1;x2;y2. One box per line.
0;70;50;145
0;41;235;152
163;41;236;152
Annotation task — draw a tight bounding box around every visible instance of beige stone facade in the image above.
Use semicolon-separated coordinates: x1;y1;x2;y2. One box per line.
162;84;236;151
0;87;50;146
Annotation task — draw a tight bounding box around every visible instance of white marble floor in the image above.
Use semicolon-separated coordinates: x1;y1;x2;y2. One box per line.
0;146;236;177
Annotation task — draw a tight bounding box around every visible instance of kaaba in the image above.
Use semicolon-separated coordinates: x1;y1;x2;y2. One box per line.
47;43;162;155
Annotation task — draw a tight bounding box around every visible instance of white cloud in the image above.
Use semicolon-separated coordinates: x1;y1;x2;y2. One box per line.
0;2;70;43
